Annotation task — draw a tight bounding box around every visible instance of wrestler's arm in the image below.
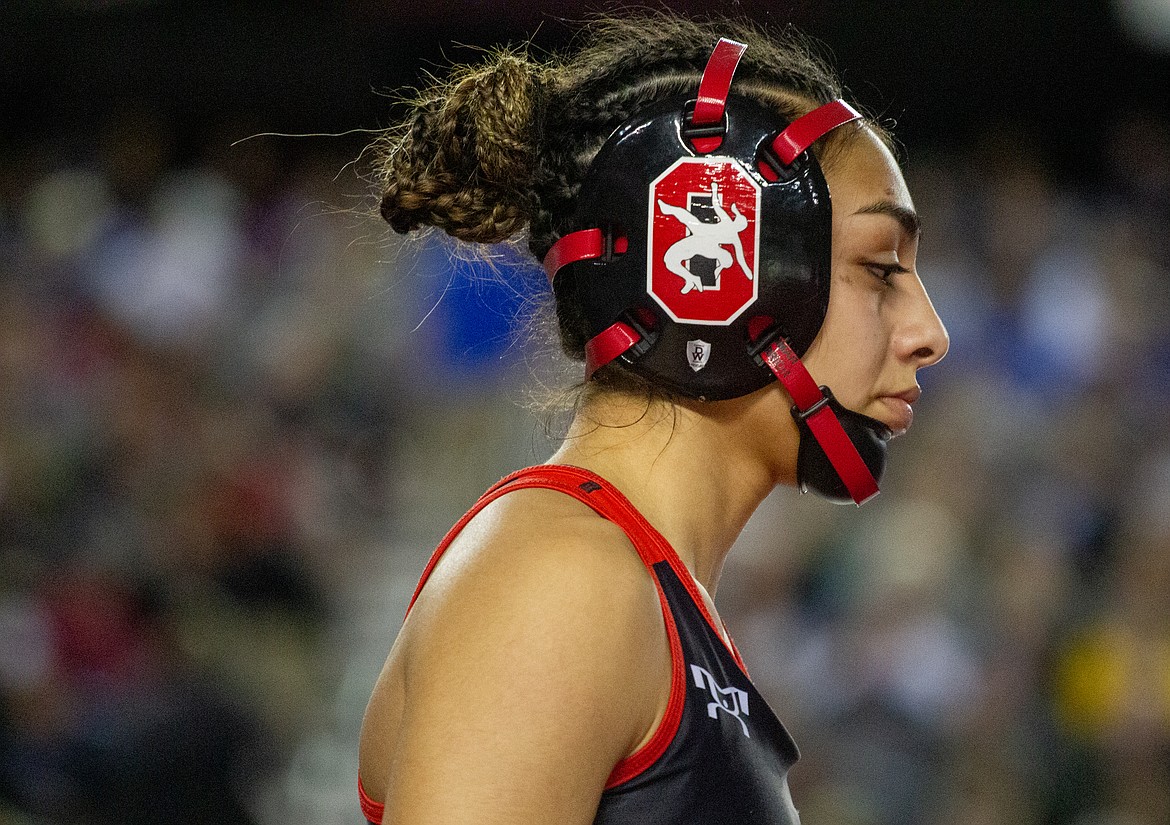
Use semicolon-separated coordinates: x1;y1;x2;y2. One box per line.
709;185;735;224
375;490;669;825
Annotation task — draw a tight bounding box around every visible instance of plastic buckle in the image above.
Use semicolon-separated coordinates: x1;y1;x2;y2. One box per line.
792;385;835;424
619;306;658;363
601;225;626;262
747;324;784;366
681;100;728;140
757;139;798;183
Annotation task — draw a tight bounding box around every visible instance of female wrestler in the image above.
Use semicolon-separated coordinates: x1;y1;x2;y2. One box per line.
359;13;948;824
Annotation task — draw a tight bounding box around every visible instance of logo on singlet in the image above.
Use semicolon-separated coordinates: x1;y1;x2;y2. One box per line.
690;664;750;737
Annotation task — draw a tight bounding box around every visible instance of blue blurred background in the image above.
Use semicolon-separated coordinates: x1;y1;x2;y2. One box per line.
2;2;1169;823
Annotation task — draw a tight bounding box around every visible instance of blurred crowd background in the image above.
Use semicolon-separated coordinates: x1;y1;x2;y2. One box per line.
2;2;1169;824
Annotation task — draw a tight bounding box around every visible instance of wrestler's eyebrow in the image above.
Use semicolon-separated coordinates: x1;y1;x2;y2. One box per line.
855;200;921;238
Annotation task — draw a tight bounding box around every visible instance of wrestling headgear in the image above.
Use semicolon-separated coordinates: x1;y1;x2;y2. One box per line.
543;39;891;505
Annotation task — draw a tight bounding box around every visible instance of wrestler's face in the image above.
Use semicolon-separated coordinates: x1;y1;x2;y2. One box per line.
798;128;948;438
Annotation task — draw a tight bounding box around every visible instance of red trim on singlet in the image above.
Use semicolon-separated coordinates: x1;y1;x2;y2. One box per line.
358;464;742;814
443;466;748;670
603;581;687;789
483;466;695;789
358;776;383;824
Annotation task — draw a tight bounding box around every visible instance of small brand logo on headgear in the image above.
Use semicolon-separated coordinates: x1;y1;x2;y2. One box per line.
687;339;712;372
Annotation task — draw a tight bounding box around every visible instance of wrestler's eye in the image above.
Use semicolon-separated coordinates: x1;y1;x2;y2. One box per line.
865;262;907;286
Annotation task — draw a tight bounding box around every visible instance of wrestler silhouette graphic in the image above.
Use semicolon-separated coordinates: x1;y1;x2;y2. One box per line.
656;181;754;294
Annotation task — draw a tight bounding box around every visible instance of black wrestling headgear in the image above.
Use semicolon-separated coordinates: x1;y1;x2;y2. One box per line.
543;39;891;504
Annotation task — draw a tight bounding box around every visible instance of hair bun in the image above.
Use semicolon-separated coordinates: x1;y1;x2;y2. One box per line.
378;50;541;244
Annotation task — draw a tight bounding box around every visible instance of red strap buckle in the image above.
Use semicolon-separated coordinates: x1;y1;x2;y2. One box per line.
585;322;641;379
760;340;879;506
543;228;629;282
685;38;747;154
770;99;862;166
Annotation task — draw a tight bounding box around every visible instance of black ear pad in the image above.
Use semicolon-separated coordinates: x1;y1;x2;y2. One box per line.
555;94;833;400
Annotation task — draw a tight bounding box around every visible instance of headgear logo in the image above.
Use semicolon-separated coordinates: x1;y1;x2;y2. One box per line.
687;339;711;372
648;157;760;325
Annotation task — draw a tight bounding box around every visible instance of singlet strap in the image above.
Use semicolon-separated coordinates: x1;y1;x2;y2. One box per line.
403;465;690;790
358;776;383;825
407;464;674;615
400;465;752;789
422;465;747;671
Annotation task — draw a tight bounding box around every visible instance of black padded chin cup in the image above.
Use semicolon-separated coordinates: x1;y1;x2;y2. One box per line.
794;396;892;504
555;94;833;401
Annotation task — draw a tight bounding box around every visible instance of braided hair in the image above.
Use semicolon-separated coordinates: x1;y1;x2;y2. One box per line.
375;13;874;366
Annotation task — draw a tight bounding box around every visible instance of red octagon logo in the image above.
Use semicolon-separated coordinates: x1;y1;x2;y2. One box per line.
647;156;761;325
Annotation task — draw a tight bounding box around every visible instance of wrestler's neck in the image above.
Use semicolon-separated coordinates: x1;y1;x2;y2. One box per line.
548;386;797;594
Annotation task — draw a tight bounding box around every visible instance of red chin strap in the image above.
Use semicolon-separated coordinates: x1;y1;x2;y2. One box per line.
760;339;880;505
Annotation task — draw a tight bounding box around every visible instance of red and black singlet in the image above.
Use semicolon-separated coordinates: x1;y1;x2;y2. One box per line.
360;465;802;825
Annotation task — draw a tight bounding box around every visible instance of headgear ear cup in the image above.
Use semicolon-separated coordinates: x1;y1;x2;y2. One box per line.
547;93;834;400
544;38;888;505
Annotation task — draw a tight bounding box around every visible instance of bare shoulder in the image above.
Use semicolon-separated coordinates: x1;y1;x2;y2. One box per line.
418;486;657;618
363;486;671;824
400;486;666;693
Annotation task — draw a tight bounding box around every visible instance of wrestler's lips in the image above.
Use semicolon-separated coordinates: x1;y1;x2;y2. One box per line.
877;388;920;437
